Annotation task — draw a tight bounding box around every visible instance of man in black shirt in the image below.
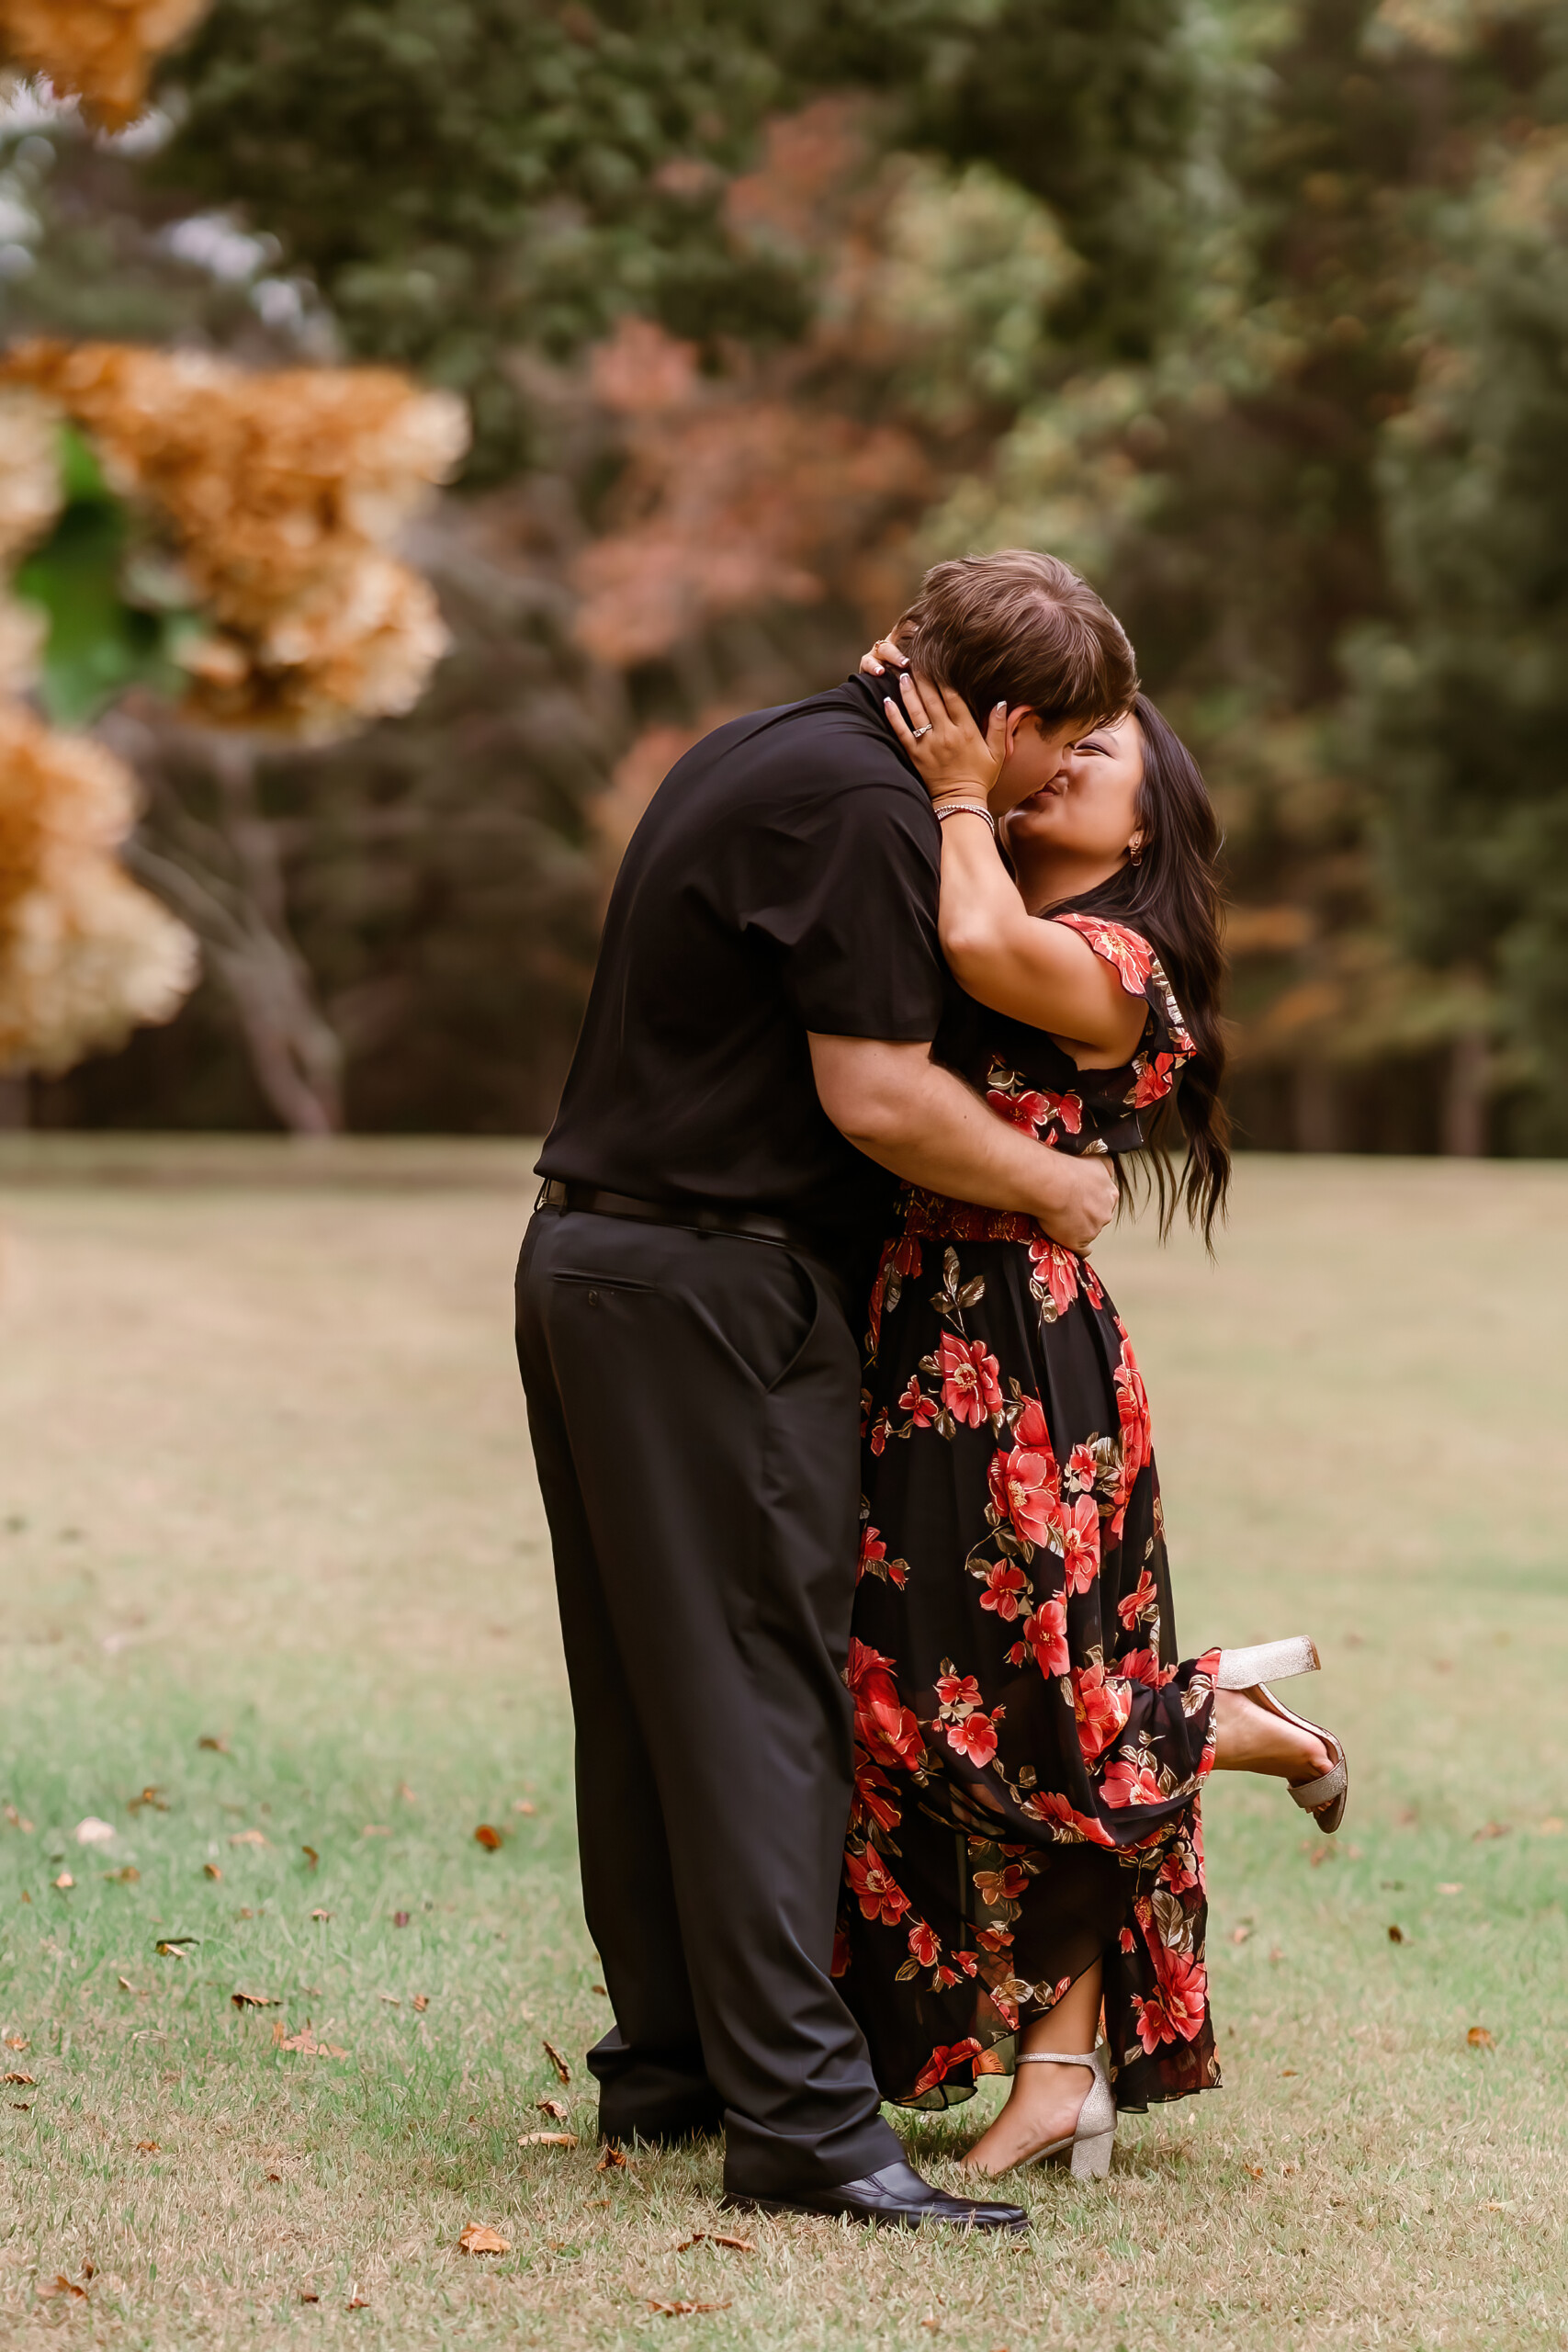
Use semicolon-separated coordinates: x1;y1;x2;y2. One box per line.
517;551;1134;2229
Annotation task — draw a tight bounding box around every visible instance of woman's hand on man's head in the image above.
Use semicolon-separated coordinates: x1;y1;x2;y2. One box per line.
883;671;1008;808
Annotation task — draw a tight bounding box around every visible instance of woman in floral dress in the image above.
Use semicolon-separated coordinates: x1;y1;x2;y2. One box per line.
836;661;1343;2177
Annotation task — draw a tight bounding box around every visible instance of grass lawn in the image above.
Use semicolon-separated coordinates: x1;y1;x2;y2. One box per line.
0;1145;1564;2350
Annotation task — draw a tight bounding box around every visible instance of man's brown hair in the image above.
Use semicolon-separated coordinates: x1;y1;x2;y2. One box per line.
893;548;1137;730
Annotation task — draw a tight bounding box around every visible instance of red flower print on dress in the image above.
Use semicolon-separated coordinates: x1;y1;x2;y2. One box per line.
897;1374;938;1429
934;1668;983;1714
987;1430;1062;1550
857;1522;908;1589
1119;1925;1137;1954
1114;1340;1152;1486
868;1235;921;1356
987;1082;1057;1136
1129;1912;1209;2050
975;1924;1013;1954
852;1753;903;1838
1132;1052;1179;1109
1058;1494;1101;1593
1053;912;1155;995
1023;1597;1069;1678
1027;1237;1079;1321
1066;1442;1099;1493
1119;1645;1175;1690
945;1707;1003;1767
1072;1663;1132;1762
907;1918;941;1969
845;1847;912;1928
1116;1565;1159;1631
868;1408;891;1456
845;1638;925;1771
972;1862;1030;1904
909;2038;983;2098
1022;1787;1116;1846
978;1562;1029;1621
1159;1841;1199;1894
1042;1090;1083;1135
1103;1756;1166;1809
939;1331;1003;1428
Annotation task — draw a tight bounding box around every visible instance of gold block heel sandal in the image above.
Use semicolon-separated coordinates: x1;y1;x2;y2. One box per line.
1015;2042;1117;2180
1214;1635;1348;1835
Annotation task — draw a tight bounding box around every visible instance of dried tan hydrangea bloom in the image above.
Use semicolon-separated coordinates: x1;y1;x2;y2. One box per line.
0;0;211;130
0;696;197;1072
0;341;469;741
0;386;62;696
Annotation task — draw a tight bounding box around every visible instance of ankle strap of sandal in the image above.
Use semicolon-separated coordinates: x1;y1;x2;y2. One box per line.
1015;2048;1099;2066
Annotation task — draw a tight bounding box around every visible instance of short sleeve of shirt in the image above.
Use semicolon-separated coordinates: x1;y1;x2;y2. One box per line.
748;782;945;1041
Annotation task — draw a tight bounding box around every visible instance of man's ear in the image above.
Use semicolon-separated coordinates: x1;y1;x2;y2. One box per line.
1001;706;1036;761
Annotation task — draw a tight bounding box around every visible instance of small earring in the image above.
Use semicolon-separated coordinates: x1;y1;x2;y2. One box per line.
1128;838;1144;865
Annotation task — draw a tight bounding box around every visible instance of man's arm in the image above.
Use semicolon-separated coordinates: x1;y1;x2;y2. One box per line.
808;1035;1117;1257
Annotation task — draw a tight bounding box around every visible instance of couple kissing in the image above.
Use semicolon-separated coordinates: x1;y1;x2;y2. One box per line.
516;548;1347;2233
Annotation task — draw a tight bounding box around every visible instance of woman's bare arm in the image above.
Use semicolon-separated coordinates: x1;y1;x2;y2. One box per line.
882;678;1144;1058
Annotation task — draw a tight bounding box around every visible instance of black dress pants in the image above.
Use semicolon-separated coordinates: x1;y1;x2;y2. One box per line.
514;1206;902;2198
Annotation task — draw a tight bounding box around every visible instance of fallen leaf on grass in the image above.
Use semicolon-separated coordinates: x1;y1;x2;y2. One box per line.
4;2072;36;2086
474;1825;503;1851
299;2290;320;2302
1269;1947;1286;1964
519;2131;578;2147
231;1989;278;2010
301;1847;319;1871
536;2097;570;2121
1247;2165;1265;2178
1387;1924;1404;1944
1539;1817;1563;1836
392;1911;411;1928
1485;2199;1511;2211
1308;1846;1336;1870
1468;2026;1495;2048
272;2024;347;2058
105;1866;140;1883
347;2294;369;2309
197;1736;229;1753
117;1977;136;1993
51;1873;73;1892
457;2224;511;2256
3;2034;27;2051
397;1782;417;1804
11;2102;29;2111
671;2233;753;2255
4;1805;35;1831
648;2300;731;2318
542;2039;571;2084
74;1817;116;1846
412;1994;428;2012
591;1983;608;1996
598;2145;627;2171
1229;1925;1251;1945
1437;1883;1462;1895
513;1800;536;1816
1472;1821;1511;1841
310;1909;332;1922
134;2139;158;2154
203;1863;222;1882
38;2275;86;2301
229;1829;269;1848
155;1939;196;1958
1280;2069;1298;2078
128;1788;167;1814
378;1993;400;2006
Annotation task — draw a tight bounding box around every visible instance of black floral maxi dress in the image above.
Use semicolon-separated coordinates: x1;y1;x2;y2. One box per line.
835;913;1224;2116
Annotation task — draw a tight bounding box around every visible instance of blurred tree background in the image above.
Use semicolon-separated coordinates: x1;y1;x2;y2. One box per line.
1;0;1564;1150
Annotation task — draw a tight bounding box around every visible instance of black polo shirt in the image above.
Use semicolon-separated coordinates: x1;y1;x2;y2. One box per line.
538;676;945;1280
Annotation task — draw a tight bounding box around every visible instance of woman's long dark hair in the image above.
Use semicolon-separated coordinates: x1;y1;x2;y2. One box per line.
1043;693;1231;1247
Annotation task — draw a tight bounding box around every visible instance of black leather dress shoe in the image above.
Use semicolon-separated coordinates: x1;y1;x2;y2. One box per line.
723;2157;1028;2233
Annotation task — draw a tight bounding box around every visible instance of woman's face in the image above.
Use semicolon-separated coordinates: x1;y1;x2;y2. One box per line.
1000;712;1145;876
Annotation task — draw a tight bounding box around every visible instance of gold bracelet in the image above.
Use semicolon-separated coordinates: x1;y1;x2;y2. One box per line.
934;800;998;838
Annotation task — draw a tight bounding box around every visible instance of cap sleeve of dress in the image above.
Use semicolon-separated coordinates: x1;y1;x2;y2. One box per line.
1051;912;1196;1113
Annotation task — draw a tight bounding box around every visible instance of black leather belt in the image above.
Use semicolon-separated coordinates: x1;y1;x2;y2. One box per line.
536;1178;817;1253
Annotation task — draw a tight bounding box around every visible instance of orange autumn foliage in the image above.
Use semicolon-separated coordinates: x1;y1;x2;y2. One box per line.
0;340;468;741
0;0;210;129
0;697;195;1073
